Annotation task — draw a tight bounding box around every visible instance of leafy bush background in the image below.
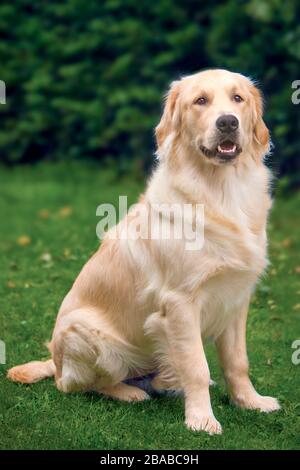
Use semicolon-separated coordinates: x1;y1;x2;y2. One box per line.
0;0;299;184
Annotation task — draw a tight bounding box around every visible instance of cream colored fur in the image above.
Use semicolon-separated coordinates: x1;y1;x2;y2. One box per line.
8;69;280;434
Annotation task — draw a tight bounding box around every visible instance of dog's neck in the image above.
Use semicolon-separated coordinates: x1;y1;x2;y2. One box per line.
155;141;267;196
147;141;272;235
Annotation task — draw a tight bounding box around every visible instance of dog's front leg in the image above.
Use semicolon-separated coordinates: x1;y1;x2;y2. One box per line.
157;291;222;434
216;300;280;413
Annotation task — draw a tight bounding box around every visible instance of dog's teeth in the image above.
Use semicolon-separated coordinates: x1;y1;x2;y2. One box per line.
218;144;237;154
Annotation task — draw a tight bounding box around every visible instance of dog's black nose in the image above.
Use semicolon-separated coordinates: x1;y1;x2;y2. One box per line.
216;114;239;133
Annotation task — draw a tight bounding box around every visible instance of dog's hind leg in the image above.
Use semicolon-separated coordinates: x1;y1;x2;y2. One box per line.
52;308;149;401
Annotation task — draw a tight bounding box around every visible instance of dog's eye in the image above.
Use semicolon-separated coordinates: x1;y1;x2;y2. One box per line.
233;94;243;103
195;97;207;105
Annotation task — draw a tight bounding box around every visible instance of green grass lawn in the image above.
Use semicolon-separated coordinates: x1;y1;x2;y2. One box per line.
0;161;300;450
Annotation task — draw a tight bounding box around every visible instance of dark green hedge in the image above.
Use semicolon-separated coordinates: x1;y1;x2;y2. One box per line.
0;0;299;183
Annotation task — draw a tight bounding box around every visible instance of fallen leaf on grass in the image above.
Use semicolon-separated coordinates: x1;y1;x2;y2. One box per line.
281;238;292;248
37;209;50;219
7;281;16;288
17;236;31;246
58;206;72;218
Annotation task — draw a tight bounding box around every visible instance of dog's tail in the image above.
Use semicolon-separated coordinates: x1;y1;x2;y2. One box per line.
7;359;55;384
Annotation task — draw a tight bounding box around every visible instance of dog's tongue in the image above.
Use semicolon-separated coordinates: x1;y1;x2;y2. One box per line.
220;142;234;151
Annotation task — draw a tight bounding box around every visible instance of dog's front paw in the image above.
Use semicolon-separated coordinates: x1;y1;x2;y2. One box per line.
185;413;222;435
232;393;281;413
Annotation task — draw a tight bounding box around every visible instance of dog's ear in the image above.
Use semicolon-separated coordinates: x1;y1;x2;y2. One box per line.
155;80;181;149
250;84;270;152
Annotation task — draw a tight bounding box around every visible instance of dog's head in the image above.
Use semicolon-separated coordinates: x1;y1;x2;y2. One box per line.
156;69;270;166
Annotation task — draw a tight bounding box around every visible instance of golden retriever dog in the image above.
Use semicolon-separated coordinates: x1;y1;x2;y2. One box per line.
8;69;280;435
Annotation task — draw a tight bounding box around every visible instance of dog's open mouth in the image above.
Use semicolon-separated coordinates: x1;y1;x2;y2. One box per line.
217;141;237;155
200;140;241;161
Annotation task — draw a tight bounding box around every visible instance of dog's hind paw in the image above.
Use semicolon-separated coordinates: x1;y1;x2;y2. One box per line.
99;382;150;402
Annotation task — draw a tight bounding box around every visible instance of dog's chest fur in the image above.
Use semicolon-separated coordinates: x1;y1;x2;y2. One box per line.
144;161;271;337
